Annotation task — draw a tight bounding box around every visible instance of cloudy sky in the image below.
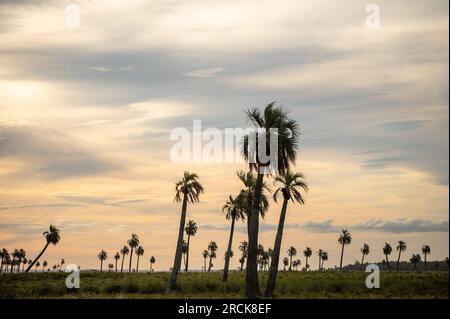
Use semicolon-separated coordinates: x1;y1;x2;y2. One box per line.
0;0;448;271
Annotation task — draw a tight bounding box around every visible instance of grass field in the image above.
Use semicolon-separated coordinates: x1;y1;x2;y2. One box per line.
0;271;448;299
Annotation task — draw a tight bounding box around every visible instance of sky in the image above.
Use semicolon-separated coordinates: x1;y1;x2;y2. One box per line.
0;0;448;271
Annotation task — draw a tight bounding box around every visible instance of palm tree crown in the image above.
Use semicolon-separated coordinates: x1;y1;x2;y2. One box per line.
174;171;204;203
273;170;308;203
383;243;392;255
397;241;407;252
338;229;352;245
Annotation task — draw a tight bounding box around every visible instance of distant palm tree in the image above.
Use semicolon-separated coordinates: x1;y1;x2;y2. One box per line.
383;243;392;271
26;225;60;272
42;260;47;272
282;257;289;271
239;241;248;271
265;170;308;297
422;245;431;271
52;265;57;272
410;254;421;271
223;195;245;282
168;171;204;291
127;233;140;272
108;263;114;271
320;251;328;269
303;247;312;271
98;250;107;271
287;246;297;271
338;229;352;270
120;246;129;273
0;248;8;273
208;241;218;272
22;257;28;272
10;249;19;273
360;244;370;270
149;256;156;272
135;246;144;272
242;103;299;298
60;258;65;271
317;249;323;271
35;261;40;272
184;219;198;272
114;252;120;272
181;240;188;271
202;250;209;272
396;241;407;271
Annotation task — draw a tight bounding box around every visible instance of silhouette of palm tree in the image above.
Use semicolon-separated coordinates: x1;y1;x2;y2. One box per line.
320;251;328;269
383;243;392;271
149;256;156;272
114;252;120;272
338;229;352;270
35;261;40;272
202;250;209;272
287;246;297;271
120;246;129;273
223;195;245;282
127;234;140;272
184;219;198;272
241;103;299;298
396;241;407;271
282;257;289;271
42;260;47;272
422;245;431;271
265;170;307;297
135;246;144;272
108;263;114;271
303;247;312;271
208;241;218;272
360;243;370;270
317;249;323;271
239;241;248;271
168;171;204;291
410;254;421;271
26;225;60;272
0;248;8;273
98;250;107;271
181;240;188;271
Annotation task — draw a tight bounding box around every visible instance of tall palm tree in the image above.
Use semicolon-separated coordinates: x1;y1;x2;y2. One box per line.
265;170;307;297
396;241;407;271
320;251;328;269
127;233;140;272
317;249;323;271
287;246;297;271
114;252;120;272
98;250;107;271
202;250;209;272
223;195;245;282
26;225;60;272
120;246;129;273
422;245;431;271
242;103;299;298
383;243;392;271
303;247;312;271
410;254;421;271
207;241;218;272
149;256;156;272
360;243;370;270
168;171;204;291
135;246;144;272
282;257;289;271
239;241;248;271
338;229;352;270
181;240;188;271
184;220;198;272
0;248;8;273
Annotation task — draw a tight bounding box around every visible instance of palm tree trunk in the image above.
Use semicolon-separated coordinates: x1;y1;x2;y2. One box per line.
150;263;153;272
339;243;345;270
168;192;188;291
305;256;308;270
240;259;244;271
185;234;191;272
385;254;390;270
360;254;365;271
129;249;134;272
208;255;212;272
121;254;125;273
289;255;293;271
245;172;264;298
223;217;236;282
318;256;321;271
203;257;206;272
100;260;103;271
396;251;401;271
26;242;50;272
265;198;288;297
136;255;140;272
424;254;427;271
115;259;118;272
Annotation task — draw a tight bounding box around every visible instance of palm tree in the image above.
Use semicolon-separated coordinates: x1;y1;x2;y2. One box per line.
22;257;28;272
410;254;421;271
383;243;392;271
317;249;323;271
282;257;289;271
60;258;65;271
42;260;47;272
120;246;129;273
10;249;19;273
35;261;40;272
320;251;328;269
242;103;299;298
338;229;352;270
265;170;307;297
360;243;370;270
181;240;188;271
114;252;120;272
168;171;204;291
396;241;407;271
108;263;114;271
303;247;312;271
26;225;60;272
135;246;144;272
422;245;431;271
98;250;107;271
52;265;57;272
207;241;218;272
0;249;8;273
223;195;245;282
127;233;140;272
287;246;297;271
149;256;156;272
202;250;209;272
239;241;248;271
184;219;198;272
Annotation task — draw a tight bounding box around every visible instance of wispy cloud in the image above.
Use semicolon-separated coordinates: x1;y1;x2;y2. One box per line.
183;67;226;78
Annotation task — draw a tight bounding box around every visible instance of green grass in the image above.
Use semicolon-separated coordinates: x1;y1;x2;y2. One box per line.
0;271;448;299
